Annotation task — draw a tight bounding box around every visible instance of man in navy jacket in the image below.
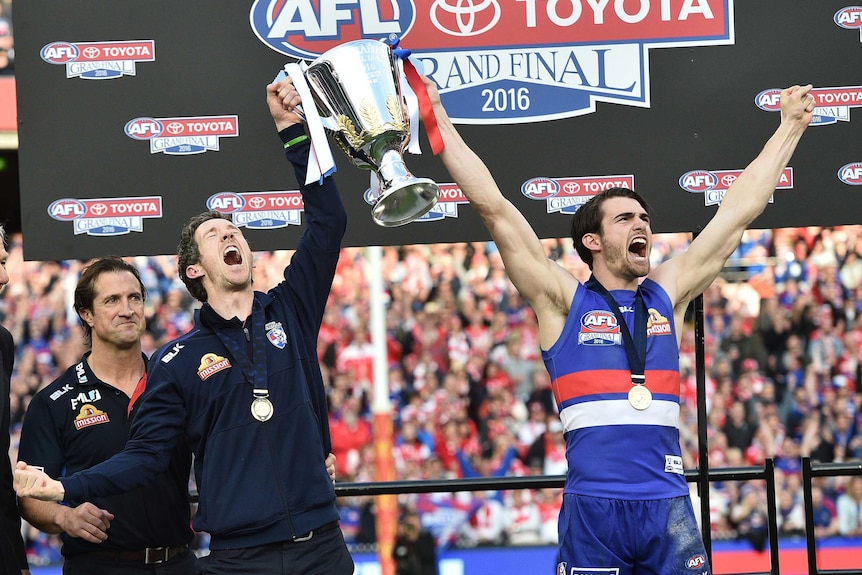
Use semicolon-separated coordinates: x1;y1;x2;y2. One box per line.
16;77;353;575
0;225;29;575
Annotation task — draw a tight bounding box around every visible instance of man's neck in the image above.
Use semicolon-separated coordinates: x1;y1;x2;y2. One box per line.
87;343;146;397
206;289;254;323
590;268;639;291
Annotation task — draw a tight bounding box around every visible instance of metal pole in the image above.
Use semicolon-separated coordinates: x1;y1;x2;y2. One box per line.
694;291;713;560
367;245;397;575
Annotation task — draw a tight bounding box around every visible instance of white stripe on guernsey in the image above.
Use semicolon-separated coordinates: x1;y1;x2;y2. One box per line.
560;399;679;431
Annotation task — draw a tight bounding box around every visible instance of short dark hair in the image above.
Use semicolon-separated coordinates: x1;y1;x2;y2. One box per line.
74;256;146;347
177;210;232;303
570;187;651;269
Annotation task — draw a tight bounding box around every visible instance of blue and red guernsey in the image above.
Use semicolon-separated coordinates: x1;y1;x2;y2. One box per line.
542;278;688;500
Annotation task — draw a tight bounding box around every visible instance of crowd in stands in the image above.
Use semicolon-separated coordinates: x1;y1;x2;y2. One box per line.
3;225;862;564
0;1;13;75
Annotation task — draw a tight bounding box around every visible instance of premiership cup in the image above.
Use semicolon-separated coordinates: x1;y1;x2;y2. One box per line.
302;39;440;227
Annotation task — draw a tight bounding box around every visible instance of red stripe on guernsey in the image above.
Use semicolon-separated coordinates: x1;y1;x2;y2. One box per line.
128;372;147;416
553;369;680;405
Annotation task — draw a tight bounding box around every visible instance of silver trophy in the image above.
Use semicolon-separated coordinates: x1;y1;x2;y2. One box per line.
301;39;439;227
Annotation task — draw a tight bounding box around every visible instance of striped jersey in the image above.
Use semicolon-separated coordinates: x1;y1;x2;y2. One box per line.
542;278;688;499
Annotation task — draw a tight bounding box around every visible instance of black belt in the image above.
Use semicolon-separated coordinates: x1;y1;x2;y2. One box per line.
292;520;339;542
78;545;188;564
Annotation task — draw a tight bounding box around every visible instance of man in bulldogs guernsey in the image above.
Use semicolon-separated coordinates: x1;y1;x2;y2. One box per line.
17;257;195;574
423;76;815;574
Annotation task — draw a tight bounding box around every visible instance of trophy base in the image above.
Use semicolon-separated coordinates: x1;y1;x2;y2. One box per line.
371;178;440;227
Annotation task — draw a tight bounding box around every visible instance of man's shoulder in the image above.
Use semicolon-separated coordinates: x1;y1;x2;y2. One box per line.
34;362;86;399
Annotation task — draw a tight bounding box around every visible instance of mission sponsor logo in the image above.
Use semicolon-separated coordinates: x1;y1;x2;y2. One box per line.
40;40;155;79
578;310;622;346
522;175;634;214
198;353;231;381
679;168;793;206
47;196;163;237
756;85;862;126
647;308;672;336
74;404;110;430
208;190;305;228
838;162;862;185
835;6;862;40
249;0;734;124
362;183;469;223
124;115;239;155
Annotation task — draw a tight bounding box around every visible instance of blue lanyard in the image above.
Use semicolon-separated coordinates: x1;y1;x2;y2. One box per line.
210;299;269;395
584;275;647;385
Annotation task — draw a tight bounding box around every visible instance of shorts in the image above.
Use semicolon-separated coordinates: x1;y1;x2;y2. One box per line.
556;494;710;575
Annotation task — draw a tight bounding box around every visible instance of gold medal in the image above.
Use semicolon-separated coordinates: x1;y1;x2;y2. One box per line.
628;385;652;410
251;397;274;422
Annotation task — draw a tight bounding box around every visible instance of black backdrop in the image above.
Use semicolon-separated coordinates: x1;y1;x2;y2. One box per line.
12;1;862;261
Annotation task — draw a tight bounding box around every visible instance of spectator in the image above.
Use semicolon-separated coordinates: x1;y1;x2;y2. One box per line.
392;508;438;575
836;476;862;536
810;483;840;539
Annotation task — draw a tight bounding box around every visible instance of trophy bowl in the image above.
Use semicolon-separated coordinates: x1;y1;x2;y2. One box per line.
303;39;440;227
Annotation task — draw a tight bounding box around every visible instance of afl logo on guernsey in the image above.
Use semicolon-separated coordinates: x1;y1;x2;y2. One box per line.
578;310;622;346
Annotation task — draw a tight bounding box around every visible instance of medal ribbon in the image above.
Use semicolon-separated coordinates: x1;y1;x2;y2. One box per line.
210;300;269;399
584;275;647;386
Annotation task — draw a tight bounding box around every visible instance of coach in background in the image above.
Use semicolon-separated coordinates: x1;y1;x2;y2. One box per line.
17;257;195;574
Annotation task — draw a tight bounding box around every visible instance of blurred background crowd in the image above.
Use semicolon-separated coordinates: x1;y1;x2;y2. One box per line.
3;224;862;565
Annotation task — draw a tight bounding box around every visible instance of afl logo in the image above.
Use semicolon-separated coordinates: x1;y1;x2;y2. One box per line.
679;170;717;193
521;177;559;200
48;199;87;221
40;42;79;64
755;88;782;112
685;554;707;569
835;6;862;29
124;118;164;140
581;310;618;331
207;192;246;213
838;162;862;185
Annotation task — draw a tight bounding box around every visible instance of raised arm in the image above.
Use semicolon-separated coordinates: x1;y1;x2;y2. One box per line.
652;84;815;316
425;78;577;344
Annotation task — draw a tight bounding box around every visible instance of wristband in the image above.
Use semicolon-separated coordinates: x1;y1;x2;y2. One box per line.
283;134;309;149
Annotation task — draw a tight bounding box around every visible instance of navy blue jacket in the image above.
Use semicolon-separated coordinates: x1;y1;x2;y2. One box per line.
61;125;347;550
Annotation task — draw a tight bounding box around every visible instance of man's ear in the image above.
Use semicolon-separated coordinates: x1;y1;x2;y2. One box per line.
582;233;601;252
78;309;94;328
186;265;204;279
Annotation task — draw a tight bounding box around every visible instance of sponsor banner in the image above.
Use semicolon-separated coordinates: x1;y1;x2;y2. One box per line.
521;175;635;214
207;191;305;229
40;40;155;79
756;85;862;125
679;168;793;206
249;0;734;124
47;196;163;237
124;116;239;155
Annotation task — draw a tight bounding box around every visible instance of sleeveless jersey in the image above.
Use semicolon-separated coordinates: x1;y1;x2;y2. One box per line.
542;278;688;499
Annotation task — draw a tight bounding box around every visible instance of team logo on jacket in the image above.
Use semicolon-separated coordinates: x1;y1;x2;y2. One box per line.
74;404;110;430
265;321;288;349
647;308;672;336
578;310;621;346
197;353;232;380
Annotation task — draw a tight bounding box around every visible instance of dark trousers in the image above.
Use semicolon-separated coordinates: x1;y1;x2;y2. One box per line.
197;526;353;575
63;547;197;575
